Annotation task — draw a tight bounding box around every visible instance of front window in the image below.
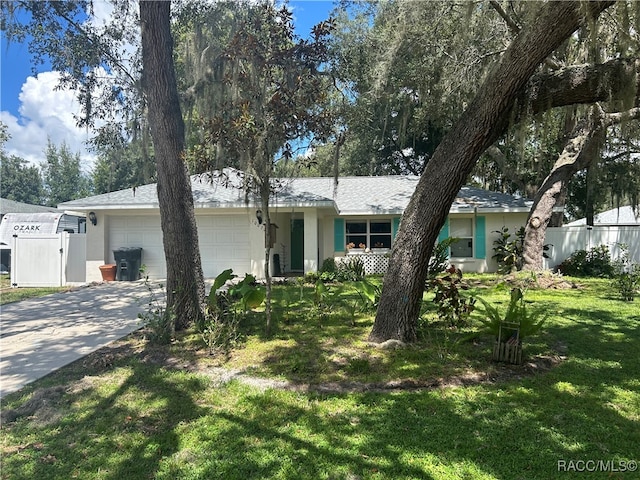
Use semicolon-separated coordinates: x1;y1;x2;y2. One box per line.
449;218;473;257
346;220;392;249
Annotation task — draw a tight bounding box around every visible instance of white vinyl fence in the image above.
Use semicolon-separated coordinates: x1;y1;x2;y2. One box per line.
544;226;640;270
10;233;86;287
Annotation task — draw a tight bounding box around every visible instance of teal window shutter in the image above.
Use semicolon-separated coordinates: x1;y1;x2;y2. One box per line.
334;218;345;252
438;217;449;243
392;217;401;238
475;216;486;259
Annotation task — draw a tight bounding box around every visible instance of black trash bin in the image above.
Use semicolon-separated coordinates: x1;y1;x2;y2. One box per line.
113;247;143;281
272;253;281;277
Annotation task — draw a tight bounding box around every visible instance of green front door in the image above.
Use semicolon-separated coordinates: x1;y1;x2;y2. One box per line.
291;219;304;271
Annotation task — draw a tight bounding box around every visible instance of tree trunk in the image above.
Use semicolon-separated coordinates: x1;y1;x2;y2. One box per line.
549;184;568;227
522;110;606;270
370;0;614;343
521;105;640;270
261;180;273;337
140;1;205;329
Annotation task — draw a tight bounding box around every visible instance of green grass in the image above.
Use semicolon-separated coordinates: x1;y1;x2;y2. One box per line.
0;273;67;305
1;275;639;479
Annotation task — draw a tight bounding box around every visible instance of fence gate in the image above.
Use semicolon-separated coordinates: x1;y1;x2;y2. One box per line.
11;234;64;287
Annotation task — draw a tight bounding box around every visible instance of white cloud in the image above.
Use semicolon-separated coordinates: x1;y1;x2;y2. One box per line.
1;71;97;172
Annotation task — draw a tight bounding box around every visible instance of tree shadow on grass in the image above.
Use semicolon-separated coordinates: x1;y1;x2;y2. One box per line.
156;370;639;480
1;341;209;480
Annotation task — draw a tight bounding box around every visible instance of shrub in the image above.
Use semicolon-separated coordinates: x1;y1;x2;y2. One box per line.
320;257;336;273
557;245;614;277
614;269;640;301
427;265;476;328
492;226;525;274
201;269;264;354
138;279;175;345
318;258;337;281
612;244;640;301
335;256;365;281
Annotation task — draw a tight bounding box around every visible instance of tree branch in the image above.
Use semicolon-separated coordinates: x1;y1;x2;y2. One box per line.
519;58;640;118
485;145;530;195
51;3;139;90
489;0;562;70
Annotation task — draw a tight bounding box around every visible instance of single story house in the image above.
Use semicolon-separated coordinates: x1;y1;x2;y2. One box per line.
565;205;640;226
544;205;640;268
59;169;532;282
0;197;59;220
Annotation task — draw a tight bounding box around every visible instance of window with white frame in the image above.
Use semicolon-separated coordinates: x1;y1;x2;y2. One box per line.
449;218;473;257
346;219;392;249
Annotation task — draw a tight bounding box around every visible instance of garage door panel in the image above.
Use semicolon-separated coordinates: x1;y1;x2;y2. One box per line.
109;214;250;279
109;216;165;278
198;215;250;277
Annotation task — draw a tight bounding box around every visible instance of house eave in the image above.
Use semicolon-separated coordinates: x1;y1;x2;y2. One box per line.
59;200;338;212
463;207;531;214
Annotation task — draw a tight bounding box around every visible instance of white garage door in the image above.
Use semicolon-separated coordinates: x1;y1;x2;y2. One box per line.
109;216;164;278
197;215;250;277
109;214;250;280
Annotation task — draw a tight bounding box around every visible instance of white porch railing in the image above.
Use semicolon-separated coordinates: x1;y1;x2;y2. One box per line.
339;250;390;275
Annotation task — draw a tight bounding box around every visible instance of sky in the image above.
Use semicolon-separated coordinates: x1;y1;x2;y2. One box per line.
0;1;337;172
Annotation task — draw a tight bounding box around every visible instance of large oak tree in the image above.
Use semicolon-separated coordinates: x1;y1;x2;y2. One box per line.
370;0;615;343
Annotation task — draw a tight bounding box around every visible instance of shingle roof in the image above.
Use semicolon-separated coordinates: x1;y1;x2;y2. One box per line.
565;206;640;226
0;198;59;216
59;169;532;214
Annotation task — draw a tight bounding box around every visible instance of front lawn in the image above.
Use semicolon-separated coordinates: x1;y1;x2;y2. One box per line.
1;275;638;479
0;273;67;305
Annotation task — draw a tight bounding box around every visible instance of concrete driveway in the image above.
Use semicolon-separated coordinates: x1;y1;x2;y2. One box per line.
0;281;165;398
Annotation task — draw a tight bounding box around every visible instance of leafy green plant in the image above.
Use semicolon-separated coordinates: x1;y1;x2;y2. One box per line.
318;257;337;282
201;309;241;356
312;278;345;323
614;270;639;301
612;244;640;301
354;278;382;312
303;271;319;284
314;277;329;307
492;226;549;274
558;245;614;277
427;265;476;327
492;226;525;273
202;269;264;354
228;274;266;312
473;287;546;340
427;236;457;279
336;256;365;281
137;278;174;345
295;276;307;300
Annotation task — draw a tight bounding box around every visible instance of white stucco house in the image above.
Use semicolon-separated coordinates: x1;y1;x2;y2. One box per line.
59;169;532;282
544;205;640;268
565;205;640;226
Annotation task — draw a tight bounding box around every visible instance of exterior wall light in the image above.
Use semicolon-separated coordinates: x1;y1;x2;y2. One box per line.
256;209;263;225
88;211;97;226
